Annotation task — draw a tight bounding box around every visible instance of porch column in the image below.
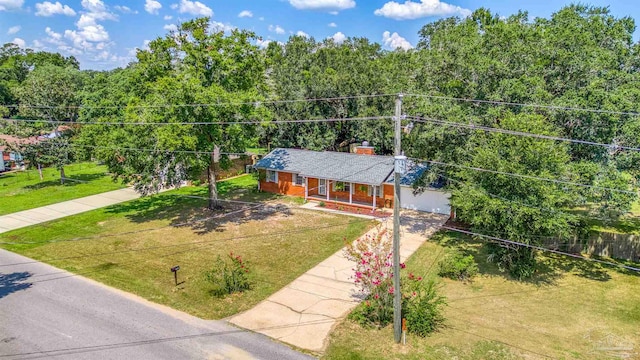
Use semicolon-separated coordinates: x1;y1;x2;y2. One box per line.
326;180;330;202
372;186;377;211
304;176;308;201
349;182;353;204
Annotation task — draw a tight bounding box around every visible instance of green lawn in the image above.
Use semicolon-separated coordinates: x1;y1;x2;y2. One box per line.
245;147;269;155
1;175;373;319
324;231;640;360
568;202;640;235
0;162;124;215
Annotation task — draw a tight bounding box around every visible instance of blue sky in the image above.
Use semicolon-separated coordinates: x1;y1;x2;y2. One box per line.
1;0;638;70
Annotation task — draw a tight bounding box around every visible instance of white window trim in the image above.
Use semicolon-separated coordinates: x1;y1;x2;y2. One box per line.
266;170;278;183
368;185;381;197
293;173;305;186
333;181;351;193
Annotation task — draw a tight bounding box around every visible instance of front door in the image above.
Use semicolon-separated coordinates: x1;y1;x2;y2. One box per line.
319;179;326;196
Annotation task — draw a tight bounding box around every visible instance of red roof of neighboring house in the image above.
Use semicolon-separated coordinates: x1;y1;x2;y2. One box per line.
0;134;40;153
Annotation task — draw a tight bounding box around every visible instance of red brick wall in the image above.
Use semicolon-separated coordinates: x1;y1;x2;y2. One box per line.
259;171;305;197
354;147;375;155
259;170;394;208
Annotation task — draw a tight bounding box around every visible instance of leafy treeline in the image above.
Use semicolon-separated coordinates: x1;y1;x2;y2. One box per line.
1;5;639;277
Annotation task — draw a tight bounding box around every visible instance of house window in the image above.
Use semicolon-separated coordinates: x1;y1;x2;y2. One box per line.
293;173;304;186
368;185;381;197
333;181;351;193
266;170;277;183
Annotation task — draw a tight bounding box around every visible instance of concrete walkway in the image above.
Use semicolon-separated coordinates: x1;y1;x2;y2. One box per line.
0;188;140;234
229;211;448;353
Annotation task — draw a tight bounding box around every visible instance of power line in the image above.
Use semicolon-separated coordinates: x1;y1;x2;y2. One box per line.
0;115;391;126
1;93;397;110
22;217;376;284
407;115;640;152
0;318;340;359
441;226;640;272
415;158;638;195
406;93;640;117
439;174;624;224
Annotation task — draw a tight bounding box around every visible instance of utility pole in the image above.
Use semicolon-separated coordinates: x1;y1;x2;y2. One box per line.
393;93;406;343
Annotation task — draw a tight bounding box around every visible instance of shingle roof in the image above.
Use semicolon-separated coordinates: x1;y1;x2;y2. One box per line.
254;148;395;185
385;161;445;189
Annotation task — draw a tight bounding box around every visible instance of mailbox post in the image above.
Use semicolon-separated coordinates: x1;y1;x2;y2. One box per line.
171;265;180;286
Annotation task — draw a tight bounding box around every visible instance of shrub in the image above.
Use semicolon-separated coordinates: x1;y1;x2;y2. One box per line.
438;249;479;281
204;252;251;296
487;244;536;280
345;226;395;327
319;201;326;207
402;276;446;337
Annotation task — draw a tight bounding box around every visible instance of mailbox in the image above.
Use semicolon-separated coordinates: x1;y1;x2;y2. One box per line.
171;266;180;272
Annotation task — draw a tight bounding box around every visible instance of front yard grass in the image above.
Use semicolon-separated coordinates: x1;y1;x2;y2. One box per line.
0;175;373;319
324;231;640;360
0;162;124;215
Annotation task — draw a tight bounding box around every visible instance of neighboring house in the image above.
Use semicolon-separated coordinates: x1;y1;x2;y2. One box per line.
254;143;451;215
0;134;39;171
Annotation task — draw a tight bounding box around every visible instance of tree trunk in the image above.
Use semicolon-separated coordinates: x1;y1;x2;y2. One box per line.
60;166;65;185
37;163;43;181
207;153;219;210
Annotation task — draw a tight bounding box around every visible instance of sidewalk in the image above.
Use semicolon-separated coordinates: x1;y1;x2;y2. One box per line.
228;211;449;353
0;188;141;234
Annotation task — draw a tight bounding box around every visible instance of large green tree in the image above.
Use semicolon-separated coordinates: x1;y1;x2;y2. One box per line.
81;18;268;209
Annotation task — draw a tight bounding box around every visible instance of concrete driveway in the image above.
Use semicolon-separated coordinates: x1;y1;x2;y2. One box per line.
229;211;448;353
0;249;313;360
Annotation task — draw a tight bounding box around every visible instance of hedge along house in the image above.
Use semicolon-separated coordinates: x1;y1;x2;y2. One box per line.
254;143;451;215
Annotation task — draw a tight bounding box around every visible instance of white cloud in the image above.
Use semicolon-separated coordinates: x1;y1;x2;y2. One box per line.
45;27;63;41
289;0;355;11
330;31;346;44
374;0;471;20
163;24;177;31
145;0;161;15
296;30;309;38
238;10;253;18
114;5;136;13
256;38;271;49
329;10;338;15
163;15;172;20
7;25;20;34
32;39;45;49
328;22;337;27
210;21;235;33
177;0;212;16
11;37;25;48
0;0;23;11
258;16;264;21
268;24;285;35
80;0;115;20
382;31;413;50
65;24;109;43
35;1;76;16
170;3;177;9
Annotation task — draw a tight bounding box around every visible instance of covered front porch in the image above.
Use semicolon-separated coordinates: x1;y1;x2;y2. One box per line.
304;177;390;211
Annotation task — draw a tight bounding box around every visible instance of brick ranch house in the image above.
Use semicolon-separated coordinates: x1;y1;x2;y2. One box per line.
254;144;451;215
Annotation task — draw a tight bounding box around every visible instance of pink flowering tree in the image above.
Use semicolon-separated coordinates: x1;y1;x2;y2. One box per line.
345;225;446;335
345;225;402;326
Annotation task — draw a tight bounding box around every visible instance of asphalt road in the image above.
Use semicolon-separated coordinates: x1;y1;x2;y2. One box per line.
0;249;315;360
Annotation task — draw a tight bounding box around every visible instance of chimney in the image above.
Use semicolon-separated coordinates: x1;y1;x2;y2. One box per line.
354;141;375;155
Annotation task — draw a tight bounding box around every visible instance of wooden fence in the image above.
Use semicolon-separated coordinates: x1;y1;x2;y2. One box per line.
543;232;640;262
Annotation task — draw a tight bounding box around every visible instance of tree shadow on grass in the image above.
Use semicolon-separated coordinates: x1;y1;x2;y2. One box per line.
104;189;292;235
0;272;33;299
23;173;109;190
431;230;618;286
